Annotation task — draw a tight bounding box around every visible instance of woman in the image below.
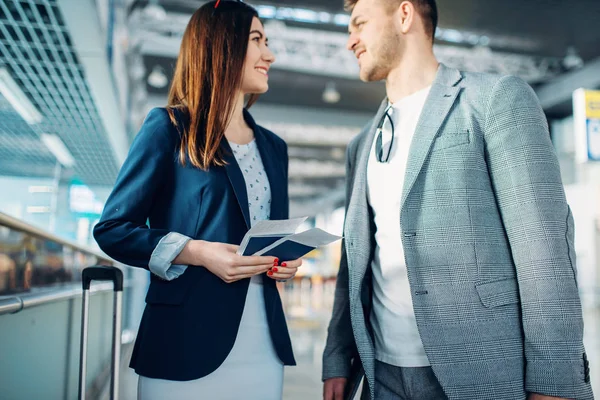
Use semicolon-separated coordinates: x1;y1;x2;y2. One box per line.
93;2;300;398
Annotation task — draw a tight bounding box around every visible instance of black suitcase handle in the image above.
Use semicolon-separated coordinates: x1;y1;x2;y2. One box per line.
79;265;123;400
82;266;123;291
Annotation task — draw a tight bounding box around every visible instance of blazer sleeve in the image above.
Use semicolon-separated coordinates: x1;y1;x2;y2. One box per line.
322;141;360;381
93;108;179;269
483;75;592;399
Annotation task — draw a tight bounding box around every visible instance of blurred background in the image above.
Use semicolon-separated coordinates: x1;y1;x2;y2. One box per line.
0;0;599;398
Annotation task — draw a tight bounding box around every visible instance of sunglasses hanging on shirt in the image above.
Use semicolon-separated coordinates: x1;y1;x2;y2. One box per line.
375;104;395;163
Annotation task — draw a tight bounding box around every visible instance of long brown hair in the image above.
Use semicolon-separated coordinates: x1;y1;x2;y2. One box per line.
166;1;260;170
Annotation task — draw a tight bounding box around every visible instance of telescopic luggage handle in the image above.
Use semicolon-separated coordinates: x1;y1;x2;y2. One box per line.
78;266;124;400
82;266;124;291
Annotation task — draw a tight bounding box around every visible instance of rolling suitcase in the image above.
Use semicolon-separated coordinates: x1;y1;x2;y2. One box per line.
78;266;124;400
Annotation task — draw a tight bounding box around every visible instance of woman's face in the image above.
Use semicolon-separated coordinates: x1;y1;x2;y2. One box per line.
240;17;275;95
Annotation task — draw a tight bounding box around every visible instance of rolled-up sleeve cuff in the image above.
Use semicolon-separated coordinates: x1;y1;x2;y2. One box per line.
149;232;192;280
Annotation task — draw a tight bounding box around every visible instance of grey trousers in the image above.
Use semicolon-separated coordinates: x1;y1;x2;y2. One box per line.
363;360;448;400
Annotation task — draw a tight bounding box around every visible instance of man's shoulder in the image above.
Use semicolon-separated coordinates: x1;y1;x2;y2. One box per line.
452;70;538;117
458;70;505;92
459;70;532;95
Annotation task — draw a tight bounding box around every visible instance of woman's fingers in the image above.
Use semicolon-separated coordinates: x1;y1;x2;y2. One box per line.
225;257;302;282
231;263;273;278
267;259;302;280
235;254;278;266
268;265;298;280
278;259;302;269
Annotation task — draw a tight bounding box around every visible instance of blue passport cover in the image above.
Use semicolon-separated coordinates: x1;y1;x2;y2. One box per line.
242;235;286;256
260;240;315;260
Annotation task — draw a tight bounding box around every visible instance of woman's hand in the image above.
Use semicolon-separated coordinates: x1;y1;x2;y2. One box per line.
267;258;302;281
177;240;277;283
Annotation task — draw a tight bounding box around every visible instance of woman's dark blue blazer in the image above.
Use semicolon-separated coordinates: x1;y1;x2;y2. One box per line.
93;107;296;380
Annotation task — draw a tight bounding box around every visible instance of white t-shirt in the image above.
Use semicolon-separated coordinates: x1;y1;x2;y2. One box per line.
367;86;431;367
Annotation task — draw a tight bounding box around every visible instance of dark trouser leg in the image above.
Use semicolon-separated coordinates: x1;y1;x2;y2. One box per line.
372;361;447;400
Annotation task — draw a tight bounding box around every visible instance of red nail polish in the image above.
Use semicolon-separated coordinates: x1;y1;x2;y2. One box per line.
281;263;287;267
273;267;278;272
268;271;273;276
274;258;279;264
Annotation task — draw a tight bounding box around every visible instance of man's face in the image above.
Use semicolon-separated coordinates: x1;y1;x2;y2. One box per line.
347;0;403;82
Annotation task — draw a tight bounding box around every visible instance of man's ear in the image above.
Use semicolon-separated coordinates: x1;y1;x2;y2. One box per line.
397;1;416;34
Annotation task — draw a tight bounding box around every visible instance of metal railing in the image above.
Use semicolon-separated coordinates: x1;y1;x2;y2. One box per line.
0;212;119;316
0;281;130;316
0;212;110;261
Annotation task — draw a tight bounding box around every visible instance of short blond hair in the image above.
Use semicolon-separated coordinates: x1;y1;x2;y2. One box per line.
344;0;437;40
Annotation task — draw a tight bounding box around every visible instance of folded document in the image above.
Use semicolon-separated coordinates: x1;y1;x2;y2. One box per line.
238;217;342;260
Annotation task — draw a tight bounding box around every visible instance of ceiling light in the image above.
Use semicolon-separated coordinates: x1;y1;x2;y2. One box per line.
255;5;349;26
147;65;168;89
256;6;276;18
27;206;51;213
28;186;54;193
130;57;146;80
322;81;341;104
333;14;350;26
563;47;583;70
143;1;167;21
330;148;345;160
0;68;43;125
40;133;76;168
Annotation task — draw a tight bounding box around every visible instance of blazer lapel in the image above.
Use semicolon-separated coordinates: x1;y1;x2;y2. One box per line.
400;64;463;211
252;121;286;221
222;140;251;230
222;109;286;230
347;100;388;223
345;100;388;291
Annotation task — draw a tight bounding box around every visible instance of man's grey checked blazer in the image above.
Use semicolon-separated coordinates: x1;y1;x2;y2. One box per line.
322;64;593;400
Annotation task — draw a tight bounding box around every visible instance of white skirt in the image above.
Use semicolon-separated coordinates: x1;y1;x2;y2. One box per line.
138;276;284;400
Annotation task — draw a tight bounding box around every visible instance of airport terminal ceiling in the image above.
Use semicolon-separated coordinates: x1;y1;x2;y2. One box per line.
135;0;600;113
128;0;600;214
1;0;600;215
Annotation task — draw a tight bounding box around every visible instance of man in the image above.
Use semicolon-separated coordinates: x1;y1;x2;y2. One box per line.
322;0;594;399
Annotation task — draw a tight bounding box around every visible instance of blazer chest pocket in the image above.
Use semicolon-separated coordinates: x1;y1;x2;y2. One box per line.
431;130;470;152
145;275;194;306
475;277;520;308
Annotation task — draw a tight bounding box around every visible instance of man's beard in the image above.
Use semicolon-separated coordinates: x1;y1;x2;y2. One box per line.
361;33;401;82
362;62;388;82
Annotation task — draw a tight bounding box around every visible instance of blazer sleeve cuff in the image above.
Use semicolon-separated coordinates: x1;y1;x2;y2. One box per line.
322;353;352;381
149;232;192;281
525;357;594;400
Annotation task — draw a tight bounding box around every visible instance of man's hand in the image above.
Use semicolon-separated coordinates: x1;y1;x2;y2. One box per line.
323;377;347;400
528;394;570;400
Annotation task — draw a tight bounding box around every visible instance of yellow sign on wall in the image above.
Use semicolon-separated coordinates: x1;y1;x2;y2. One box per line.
585;90;600;119
573;88;600;162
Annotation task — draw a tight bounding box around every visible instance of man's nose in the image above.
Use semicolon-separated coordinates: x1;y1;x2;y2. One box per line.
346;34;359;52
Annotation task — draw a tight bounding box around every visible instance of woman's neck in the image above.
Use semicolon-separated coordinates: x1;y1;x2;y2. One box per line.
224;93;254;145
